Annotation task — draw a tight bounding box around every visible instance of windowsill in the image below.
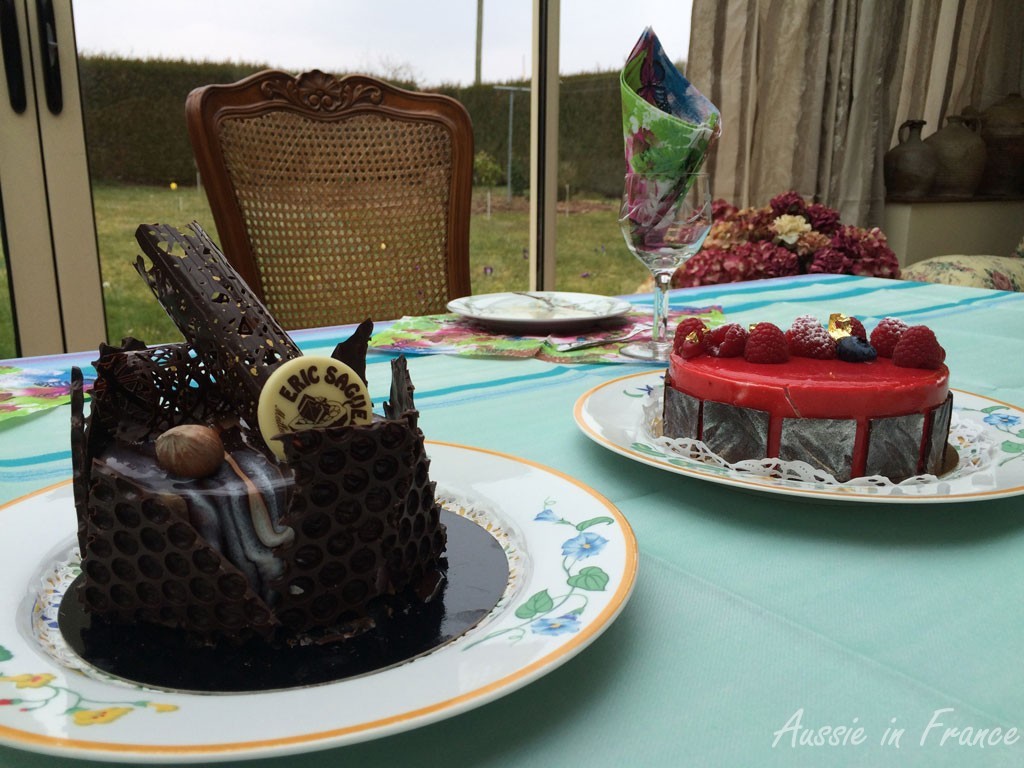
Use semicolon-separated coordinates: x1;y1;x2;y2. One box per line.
885;194;1024;204
883;198;1024;266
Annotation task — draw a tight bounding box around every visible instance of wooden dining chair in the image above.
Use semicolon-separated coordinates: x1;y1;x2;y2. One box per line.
186;70;473;330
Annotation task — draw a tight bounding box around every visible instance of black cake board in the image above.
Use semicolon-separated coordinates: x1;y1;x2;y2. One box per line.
59;511;508;693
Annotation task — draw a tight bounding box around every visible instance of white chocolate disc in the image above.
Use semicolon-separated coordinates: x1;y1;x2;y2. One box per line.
257;356;372;460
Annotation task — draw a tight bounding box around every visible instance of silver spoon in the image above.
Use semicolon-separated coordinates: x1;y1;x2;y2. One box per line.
512;291;558;310
553;325;651;352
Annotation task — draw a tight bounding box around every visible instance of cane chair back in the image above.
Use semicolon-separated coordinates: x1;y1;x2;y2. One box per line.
186;70;473;329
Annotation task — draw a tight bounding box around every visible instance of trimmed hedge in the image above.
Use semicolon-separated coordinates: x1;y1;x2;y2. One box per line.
79;57;262;185
79;57;626;197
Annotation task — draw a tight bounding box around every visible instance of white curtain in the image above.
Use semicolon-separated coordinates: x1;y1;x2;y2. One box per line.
687;0;1024;226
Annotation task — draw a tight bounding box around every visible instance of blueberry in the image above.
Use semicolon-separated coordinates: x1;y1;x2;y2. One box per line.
836;336;877;362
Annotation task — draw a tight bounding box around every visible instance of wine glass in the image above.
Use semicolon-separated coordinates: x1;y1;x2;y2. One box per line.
618;172;712;361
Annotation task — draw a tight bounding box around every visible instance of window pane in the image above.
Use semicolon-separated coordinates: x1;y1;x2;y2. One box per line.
0;241;14;358
72;0;534;340
556;2;692;296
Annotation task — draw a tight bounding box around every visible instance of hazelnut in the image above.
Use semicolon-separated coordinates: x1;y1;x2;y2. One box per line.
155;424;225;478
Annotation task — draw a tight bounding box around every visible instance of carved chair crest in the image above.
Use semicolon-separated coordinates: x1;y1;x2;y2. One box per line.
259;70;384;112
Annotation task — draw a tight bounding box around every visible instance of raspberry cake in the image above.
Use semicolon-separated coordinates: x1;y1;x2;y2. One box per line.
662;314;953;482
70;223;446;646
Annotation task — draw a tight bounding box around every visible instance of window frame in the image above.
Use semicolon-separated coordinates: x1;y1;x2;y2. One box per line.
0;0;104;357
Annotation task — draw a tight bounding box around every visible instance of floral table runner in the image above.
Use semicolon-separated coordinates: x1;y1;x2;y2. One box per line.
368;306;724;363
0;365;96;425
0;306;724;425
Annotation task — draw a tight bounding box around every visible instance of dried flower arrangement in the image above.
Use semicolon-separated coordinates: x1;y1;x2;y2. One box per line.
670;191;901;288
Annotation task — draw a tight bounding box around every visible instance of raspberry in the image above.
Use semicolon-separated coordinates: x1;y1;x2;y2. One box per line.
705;323;748;357
869;317;909;358
786;315;836;359
744;322;789;363
672;318;708;358
848;317;867;341
836;336;877;362
892;326;946;369
677;333;706;358
674;317;707;343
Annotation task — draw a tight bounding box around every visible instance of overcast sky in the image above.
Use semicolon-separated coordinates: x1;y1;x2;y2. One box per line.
72;1;693;86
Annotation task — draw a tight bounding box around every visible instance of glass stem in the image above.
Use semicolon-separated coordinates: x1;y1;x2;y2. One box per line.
652;270;672;348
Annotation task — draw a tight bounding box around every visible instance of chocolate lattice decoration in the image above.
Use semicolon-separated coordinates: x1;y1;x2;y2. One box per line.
134;222;301;440
76;465;281;641
272;358;444;634
268;357;444;634
88;340;227;443
72;339;231;562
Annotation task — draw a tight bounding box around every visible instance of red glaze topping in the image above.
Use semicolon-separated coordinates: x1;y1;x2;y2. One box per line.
667;352;949;421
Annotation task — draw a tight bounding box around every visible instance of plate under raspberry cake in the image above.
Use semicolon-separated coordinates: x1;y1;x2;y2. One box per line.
662;314;953;482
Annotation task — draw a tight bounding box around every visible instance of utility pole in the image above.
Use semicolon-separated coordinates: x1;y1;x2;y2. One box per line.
494;85;529;201
475;0;483;85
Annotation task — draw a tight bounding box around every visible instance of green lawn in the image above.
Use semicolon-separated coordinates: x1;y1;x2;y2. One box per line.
468;195;643;297
0;184;642;358
96;183;219;346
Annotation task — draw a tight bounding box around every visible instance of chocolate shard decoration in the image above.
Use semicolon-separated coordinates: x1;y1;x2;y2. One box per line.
924;394;954;475
663;386;701;439
332;318;373;386
385;356;416;421
866;412;925;480
101;337;148;356
272;414;445;635
780;418;857;482
702;401;770;464
89;341;226;443
70;367;90;557
134;222;301;440
78;463;281;642
98;437;291;604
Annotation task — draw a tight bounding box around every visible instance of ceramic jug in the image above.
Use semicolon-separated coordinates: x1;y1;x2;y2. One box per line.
924;115;987;198
978;93;1024;196
884;120;937;199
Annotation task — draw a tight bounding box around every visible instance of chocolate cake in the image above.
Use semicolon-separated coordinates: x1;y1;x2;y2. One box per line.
662;314;953;482
70;223;446;645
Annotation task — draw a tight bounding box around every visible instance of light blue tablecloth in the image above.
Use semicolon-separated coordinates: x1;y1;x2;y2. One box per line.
2;275;1023;767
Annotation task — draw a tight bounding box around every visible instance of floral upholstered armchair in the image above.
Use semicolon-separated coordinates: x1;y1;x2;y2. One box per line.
899;238;1024;292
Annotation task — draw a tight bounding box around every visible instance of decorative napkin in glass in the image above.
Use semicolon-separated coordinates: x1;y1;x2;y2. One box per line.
369;306;724;364
621;27;720;177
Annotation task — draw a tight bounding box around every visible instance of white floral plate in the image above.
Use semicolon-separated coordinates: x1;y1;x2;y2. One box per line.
447;292;632;333
574;371;1024;504
0;442;637;763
